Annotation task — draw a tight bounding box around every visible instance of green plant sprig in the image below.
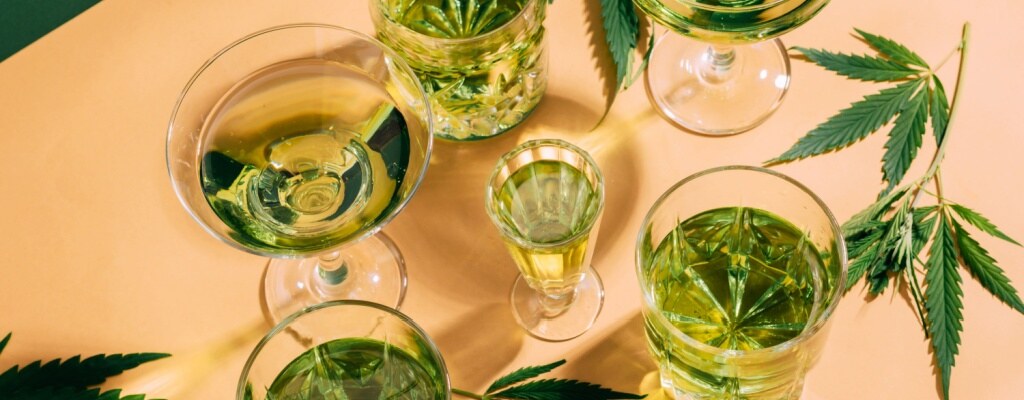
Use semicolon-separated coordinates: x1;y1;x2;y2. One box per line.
0;332;169;400
769;23;1024;399
452;359;645;400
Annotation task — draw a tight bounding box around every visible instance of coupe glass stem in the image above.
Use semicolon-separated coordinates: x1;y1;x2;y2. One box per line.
702;45;738;84
316;251;349;286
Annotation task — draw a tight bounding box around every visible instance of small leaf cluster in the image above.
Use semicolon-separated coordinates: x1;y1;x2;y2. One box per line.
770;29;950;196
598;0;651;91
0;333;169;400
477;359;645;400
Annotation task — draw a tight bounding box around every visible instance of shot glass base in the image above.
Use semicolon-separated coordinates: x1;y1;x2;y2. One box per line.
645;33;790;136
509;267;605;342
262;232;408;323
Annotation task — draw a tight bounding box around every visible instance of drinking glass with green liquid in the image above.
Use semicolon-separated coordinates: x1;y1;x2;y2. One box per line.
636;166;846;399
370;0;547;141
486;139;605;341
238;300;450;400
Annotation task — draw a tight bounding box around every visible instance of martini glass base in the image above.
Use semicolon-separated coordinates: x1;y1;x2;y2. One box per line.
645;34;791;136
510;267;605;342
262;232;408;323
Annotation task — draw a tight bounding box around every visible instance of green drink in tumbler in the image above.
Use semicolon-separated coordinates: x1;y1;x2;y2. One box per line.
637;166;846;399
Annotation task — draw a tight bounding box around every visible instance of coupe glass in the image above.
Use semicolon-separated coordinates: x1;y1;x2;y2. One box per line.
485;139;605;341
370;0;548;141
238;300;450;399
167;24;432;321
636;166;846;399
634;0;830;135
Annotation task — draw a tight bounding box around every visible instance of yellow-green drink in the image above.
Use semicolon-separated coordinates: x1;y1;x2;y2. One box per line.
371;0;547;141
495;160;599;294
199;59;421;255
637;167;846;399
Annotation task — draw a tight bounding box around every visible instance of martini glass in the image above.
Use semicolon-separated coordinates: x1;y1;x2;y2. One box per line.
167;24;432;321
238;300;450;399
634;0;830;135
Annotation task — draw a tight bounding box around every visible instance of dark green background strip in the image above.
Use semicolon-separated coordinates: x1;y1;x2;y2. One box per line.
1;0;101;62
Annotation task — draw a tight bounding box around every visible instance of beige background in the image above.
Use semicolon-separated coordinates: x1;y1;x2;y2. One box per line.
1;0;1022;398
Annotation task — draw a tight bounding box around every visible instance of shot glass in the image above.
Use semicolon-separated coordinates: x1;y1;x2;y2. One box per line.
238;300;450;399
370;0;547;141
485;139;605;341
636;166;847;399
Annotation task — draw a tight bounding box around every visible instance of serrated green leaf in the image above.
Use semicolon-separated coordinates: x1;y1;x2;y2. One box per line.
912;206;938;254
855;28;930;68
6;387;150;400
0;353;170;394
952;219;1024;313
842;185;909;237
881;82;929;194
950;204;1021;246
930;77;950;145
492;378;645;400
485;360;566;394
599;0;640;89
847;221;886;259
846;242;880;291
924;214;963;399
793;47;922;82
0;333;10;356
770;79;923;163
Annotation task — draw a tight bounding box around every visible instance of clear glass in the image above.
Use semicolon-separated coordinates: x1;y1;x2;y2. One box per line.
370;0;548;141
485;139;605;342
166;24;432;320
633;0;830;135
238;300;451;400
636;166;847;399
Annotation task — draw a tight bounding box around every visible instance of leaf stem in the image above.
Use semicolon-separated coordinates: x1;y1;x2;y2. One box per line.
923;23;971;181
931;43;962;73
452;388;486;399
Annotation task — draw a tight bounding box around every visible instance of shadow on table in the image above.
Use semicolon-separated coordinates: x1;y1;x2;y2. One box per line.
563;312;666;398
430;302;526;391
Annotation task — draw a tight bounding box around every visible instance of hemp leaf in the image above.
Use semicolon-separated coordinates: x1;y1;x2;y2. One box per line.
454;359;645;400
599;0;642;90
0;332;167;400
774;25;1024;399
769;30;955;196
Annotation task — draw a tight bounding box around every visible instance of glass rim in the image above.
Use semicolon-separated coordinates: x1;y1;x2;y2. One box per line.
634;165;848;358
235;299;452;400
165;22;434;259
675;0;791;12
485;138;606;250
370;0;541;45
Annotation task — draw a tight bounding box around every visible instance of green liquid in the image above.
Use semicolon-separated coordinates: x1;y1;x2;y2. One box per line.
643;207;823;397
495;160;598;293
634;0;828;44
391;0;528;39
251;338;445;400
375;0;546;140
199;59;416;255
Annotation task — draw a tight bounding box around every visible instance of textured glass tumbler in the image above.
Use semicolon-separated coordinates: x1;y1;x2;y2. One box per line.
371;0;548;141
486;139;605;341
238;300;451;400
636;166;847;399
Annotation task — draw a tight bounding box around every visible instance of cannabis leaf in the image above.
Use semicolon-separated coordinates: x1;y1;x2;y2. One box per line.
485;359;565;393
769;30;953;196
454;359;644;400
925;213;963;399
599;0;642;90
491;379;646;400
787;24;1023;399
0;332;167;400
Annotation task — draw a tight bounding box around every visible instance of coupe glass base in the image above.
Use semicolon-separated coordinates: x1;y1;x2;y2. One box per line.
263;232;408;323
509;266;605;342
645;34;791;136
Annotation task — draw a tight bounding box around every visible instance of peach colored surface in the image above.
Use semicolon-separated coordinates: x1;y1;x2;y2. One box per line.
1;0;1022;399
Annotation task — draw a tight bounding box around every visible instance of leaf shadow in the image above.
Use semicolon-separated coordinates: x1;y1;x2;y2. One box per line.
560;313;659;396
431;303;526;391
